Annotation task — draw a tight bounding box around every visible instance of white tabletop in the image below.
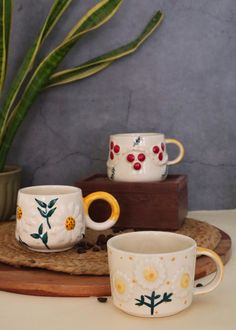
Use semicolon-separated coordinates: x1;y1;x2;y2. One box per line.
0;210;235;330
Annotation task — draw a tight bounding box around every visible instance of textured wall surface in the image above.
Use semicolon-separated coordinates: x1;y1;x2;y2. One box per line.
4;0;236;210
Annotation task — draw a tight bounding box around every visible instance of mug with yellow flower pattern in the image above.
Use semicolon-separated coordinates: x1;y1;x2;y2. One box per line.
107;231;224;317
16;185;120;252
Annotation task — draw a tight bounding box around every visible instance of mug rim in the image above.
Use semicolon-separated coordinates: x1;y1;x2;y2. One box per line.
107;231;196;255
110;132;164;138
18;185;81;196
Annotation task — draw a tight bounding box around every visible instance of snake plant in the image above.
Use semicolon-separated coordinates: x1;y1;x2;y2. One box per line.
0;0;164;172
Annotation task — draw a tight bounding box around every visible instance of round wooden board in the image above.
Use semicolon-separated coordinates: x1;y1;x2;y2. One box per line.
0;228;231;297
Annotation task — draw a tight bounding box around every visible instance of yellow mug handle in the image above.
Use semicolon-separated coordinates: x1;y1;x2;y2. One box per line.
194;247;224;295
83;191;120;231
165;138;185;165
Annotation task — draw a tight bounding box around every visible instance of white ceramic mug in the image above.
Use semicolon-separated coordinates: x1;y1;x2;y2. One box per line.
107;231;224;318
15;185;120;252
107;133;184;182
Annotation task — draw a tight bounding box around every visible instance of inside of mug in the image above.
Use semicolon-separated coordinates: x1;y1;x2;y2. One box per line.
108;231;195;254
20;185;79;195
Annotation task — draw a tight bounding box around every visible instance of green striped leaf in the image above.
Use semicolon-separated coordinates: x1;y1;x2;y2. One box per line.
41;0;72;41
46;10;164;87
0;0;72;142
0;0;11;93
65;0;123;39
0;0;123;170
47;61;112;87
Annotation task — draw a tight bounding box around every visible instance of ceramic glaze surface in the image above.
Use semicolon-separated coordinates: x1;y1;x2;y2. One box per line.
15;186;120;252
107;133;184;182
107;231;224;317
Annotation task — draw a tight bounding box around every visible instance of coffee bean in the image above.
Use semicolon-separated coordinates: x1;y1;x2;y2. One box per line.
77;240;94;250
92;245;100;252
77;247;86;254
86;242;94;249
112;228;122;233
77;241;87;248
196;283;203;287
100;244;107;251
97;297;107;303
96;234;107;246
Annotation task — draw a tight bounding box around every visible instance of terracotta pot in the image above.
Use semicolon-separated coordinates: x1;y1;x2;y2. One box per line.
0;165;22;221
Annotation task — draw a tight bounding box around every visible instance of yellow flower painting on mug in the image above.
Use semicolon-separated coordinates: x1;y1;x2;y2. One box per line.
134;258;166;290
172;267;193;298
112;271;133;302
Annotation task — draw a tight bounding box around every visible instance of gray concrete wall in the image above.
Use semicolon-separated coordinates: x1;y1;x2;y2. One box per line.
4;0;236;210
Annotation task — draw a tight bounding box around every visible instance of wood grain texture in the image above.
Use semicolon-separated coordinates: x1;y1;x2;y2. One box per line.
76;174;188;230
0;228;231;297
195;230;231;279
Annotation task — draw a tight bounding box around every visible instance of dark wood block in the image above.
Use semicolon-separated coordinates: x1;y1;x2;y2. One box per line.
75;174;188;230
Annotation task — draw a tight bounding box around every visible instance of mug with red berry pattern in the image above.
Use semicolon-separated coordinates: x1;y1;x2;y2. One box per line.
107;133;185;182
107;231;224;317
15;185;120;252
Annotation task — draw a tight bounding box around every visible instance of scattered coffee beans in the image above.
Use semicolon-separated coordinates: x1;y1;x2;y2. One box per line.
96;234;107;246
77;247;86;254
92;245;100;252
100;244;107;251
97;297;107;303
76;233;115;254
112;227;124;233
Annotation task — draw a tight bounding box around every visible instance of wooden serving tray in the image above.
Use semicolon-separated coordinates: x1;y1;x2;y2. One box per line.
0;228;231;297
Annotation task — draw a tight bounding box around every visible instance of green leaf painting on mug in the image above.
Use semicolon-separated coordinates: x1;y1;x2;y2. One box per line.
135;291;173;315
35;198;58;229
35;198;47;208
48;198;58;209
30;233;40;239
30;223;50;249
47;207;56;218
110;167;115;180
133;136;142;146
38;223;43;235
37;207;47;218
42;232;48;245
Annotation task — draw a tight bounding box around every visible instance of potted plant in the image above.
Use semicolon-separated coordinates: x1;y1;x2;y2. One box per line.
0;0;164;221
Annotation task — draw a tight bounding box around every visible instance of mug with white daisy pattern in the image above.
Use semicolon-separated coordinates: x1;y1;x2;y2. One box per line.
107;231;224;317
15;185;120;252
